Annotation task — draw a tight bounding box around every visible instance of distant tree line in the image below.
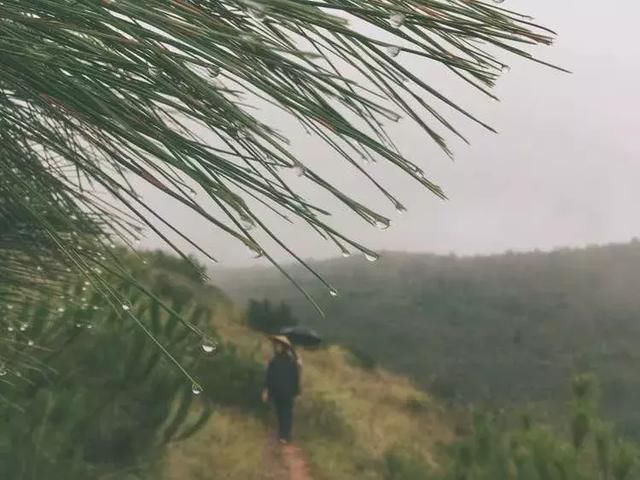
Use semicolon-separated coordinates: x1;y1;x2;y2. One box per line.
246;299;298;334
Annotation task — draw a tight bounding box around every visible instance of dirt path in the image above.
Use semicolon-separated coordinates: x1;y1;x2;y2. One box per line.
280;442;313;480
263;432;313;480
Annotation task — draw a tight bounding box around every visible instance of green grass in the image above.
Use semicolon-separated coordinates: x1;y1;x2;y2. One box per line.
162;305;454;480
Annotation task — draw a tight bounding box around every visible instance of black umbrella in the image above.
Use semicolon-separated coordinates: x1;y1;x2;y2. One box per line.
279;326;322;347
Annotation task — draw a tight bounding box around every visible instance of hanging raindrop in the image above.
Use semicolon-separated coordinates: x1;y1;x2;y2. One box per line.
19;323;28;332
329;288;339;297
57;307;65;313
375;219;390;230
395;203;407;215
27;340;34;347
389;13;406;28
386;46;401;58
192;383;203;395
201;339;218;354
122;304;130;311
365;252;379;262
240;215;256;231
0;366;7;377
293;164;306;177
7;326;14;332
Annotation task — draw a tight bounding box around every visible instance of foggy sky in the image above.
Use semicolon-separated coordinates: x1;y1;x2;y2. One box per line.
141;0;640;267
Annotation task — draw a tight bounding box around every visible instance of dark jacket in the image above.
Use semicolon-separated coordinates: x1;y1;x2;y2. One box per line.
265;352;300;400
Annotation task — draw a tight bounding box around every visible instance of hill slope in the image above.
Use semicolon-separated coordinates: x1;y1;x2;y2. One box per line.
163;298;454;480
218;242;640;438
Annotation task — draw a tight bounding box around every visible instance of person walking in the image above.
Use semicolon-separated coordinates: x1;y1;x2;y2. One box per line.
262;335;301;444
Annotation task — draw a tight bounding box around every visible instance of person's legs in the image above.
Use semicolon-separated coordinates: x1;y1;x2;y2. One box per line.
274;396;294;442
281;397;294;442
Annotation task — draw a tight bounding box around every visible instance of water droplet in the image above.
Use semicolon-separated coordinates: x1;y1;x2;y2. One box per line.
494;0;505;3
201;339;218;354
240;215;256;231
75;323;83;328
84;281;90;286
7;305;13;310
395;203;407;215
19;323;28;332
36;265;43;272
0;366;7;377
389;13;406;28
110;243;116;249
27;340;34;347
92;305;100;311
375;219;390;230
7;326;14;332
189;189;197;198
192;383;203;395
293;165;306;177
501;64;511;72
386;46;401;58
365;252;379;262
81;287;87;292
86;324;93;330
249;246;264;259
122;304;130;311
340;249;351;258
329;288;339;297
57;307;65;313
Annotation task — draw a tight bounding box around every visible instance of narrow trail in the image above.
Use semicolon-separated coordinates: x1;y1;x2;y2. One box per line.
280;442;313;480
263;432;313;480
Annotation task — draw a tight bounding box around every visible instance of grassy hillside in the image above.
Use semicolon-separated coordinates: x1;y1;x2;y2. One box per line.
218;241;640;439
163;298;455;480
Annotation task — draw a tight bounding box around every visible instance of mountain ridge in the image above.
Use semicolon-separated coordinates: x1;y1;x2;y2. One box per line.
217;241;640;439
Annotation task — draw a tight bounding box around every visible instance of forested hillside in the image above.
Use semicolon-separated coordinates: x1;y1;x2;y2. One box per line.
220;241;640;439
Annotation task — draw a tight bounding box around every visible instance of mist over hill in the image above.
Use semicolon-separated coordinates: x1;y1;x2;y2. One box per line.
218;241;640;438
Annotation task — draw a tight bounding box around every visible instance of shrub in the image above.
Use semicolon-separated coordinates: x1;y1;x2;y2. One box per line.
383;447;432;480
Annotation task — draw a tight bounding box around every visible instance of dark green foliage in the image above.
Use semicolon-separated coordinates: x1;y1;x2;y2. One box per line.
246;298;298;334
347;346;378;370
223;243;640;439
197;342;266;413
0;255;220;479
383;447;432;480
437;377;640;480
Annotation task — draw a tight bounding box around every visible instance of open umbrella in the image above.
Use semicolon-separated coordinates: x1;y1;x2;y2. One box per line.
280;326;322;348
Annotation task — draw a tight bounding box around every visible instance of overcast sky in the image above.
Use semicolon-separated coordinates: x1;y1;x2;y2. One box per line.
141;0;640;267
